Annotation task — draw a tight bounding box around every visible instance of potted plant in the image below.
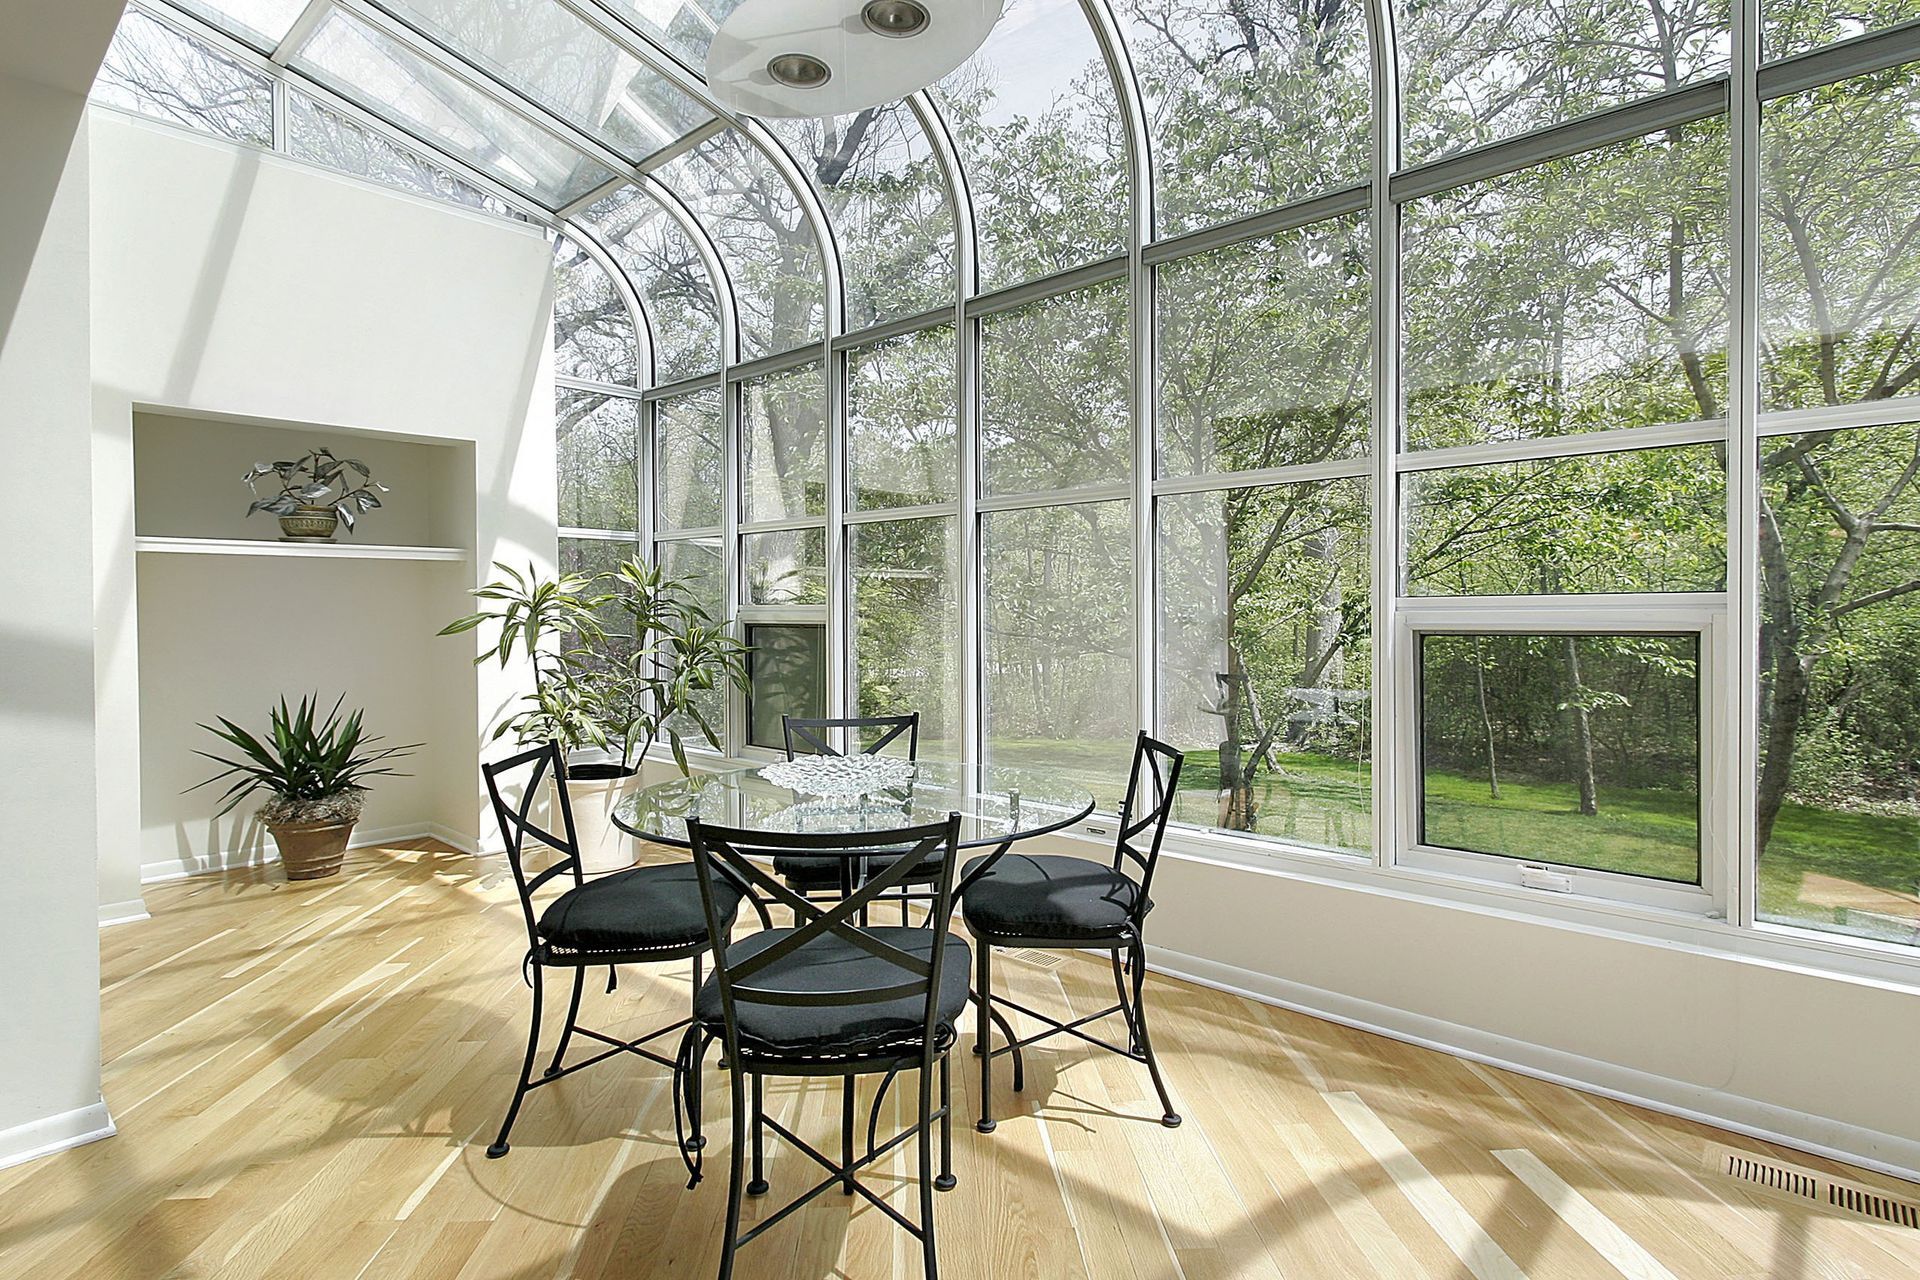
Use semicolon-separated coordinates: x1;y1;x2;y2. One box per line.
189;695;418;880
441;557;746;873
245;446;388;542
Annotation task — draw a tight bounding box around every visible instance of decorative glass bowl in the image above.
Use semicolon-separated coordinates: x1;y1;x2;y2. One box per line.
757;754;916;798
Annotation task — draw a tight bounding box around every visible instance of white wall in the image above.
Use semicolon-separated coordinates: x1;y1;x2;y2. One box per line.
90;112;556;905
0;69;109;1167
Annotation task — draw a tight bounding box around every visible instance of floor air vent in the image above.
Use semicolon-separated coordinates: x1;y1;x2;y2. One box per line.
1008;949;1065;970
1710;1143;1920;1228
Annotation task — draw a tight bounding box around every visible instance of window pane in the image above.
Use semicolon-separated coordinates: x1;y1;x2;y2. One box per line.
655;387;723;532
1404;120;1729;450
1764;1;1920;61
935;0;1129;290
379;0;712;161
1158;216;1370;478
849;327;958;511
561;536;640;668
1397;0;1729;164
983;501;1136;810
1758;424;1920;945
770;106;958;328
744;528;827;606
554;238;638;386
742;364;827;523
288;90;523;218
600;0;737;67
1761;63;1920;413
659;535;727;744
852;518;961;761
92;10;274;146
173;0;309;48
656;130;825;359
1419;633;1702;884
295;10;618;206
747;623;827;751
583;186;723;383
1402;446;1728;596
1118;0;1371;237
980;280;1131;496
557;390;640;531
1158;482;1372;853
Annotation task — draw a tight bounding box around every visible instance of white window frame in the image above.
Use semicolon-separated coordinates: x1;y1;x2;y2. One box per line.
1392;594;1734;918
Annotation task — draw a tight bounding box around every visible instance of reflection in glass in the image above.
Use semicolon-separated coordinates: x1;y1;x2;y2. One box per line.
1403;120;1729;449
1397;0;1728;163
1117;0;1371;236
93;10;274;145
746;622;827;751
553;239;638;386
983;500;1136;809
1402;446;1727;596
1764;1;1920;61
849;328;958;510
1158;216;1370;477
981;281;1131;496
744;528;827;605
1757;424;1920;945
852;518;961;760
742;364;828;523
288;90;521;218
655;387;723;531
1158;482;1371;853
557;391;640;531
659;535;727;741
172;0;309;48
1420;633;1702;884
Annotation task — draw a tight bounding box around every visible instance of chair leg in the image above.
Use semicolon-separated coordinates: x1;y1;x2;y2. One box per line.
1129;939;1180;1128
718;1066;747;1280
487;962;544;1158
918;1054;940;1279
934;1053;956;1191
975;943;995;1133
544;967;586;1078
688;953;707;1152
841;1076;856;1195
746;1072;768;1196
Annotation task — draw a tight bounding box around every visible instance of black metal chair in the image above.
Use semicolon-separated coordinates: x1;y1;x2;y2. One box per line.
678;815;967;1280
777;713;935;920
480;740;757;1159
959;730;1185;1133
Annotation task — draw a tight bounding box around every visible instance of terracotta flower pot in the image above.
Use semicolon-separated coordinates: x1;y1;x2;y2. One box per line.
267;819;355;880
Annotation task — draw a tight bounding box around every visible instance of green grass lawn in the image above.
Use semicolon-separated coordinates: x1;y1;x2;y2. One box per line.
980;741;1918;931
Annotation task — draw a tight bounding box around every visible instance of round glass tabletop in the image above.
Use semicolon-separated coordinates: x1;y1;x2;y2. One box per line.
612;758;1095;849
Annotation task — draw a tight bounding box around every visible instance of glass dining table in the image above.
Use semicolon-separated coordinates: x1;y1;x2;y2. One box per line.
610;757;1096;894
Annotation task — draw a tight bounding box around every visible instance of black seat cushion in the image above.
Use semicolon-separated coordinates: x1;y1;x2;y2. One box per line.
960;853;1144;943
774;847;948;891
538;863;740;959
696;927;971;1058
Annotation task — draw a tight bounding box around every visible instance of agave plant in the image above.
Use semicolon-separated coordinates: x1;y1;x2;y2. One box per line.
189;694;418;825
244;446;388;531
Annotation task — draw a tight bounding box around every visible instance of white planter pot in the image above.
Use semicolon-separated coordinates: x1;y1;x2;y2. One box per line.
553;768;644;876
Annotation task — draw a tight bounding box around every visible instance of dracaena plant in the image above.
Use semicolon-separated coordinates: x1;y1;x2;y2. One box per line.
438;562;612;756
189;694;418;826
245;447;388;532
592;557;747;774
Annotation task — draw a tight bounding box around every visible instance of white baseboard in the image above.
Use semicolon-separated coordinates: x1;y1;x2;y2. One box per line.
98;899;150;928
140;822;491;885
0;1101;115;1171
1147;944;1920;1186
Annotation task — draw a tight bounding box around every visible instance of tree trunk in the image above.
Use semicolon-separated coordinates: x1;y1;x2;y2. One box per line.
1561;637;1599;816
1473;637;1501;800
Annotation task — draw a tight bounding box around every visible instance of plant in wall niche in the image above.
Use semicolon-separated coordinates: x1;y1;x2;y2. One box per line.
245;446;388;543
188;695;418;881
441;557;748;872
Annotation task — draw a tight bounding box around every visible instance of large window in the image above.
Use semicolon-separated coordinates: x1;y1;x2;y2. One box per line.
980;281;1132;496
852;518;962;761
848;328;958;511
740;364;827;525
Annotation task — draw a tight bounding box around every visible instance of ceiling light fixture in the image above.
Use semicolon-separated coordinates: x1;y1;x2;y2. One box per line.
862;0;931;38
707;0;1004;119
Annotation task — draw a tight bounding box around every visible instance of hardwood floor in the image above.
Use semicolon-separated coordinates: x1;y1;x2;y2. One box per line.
3;839;1917;1279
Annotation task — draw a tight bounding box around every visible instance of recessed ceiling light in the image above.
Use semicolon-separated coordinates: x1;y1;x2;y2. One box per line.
766;52;832;89
862;0;931;38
